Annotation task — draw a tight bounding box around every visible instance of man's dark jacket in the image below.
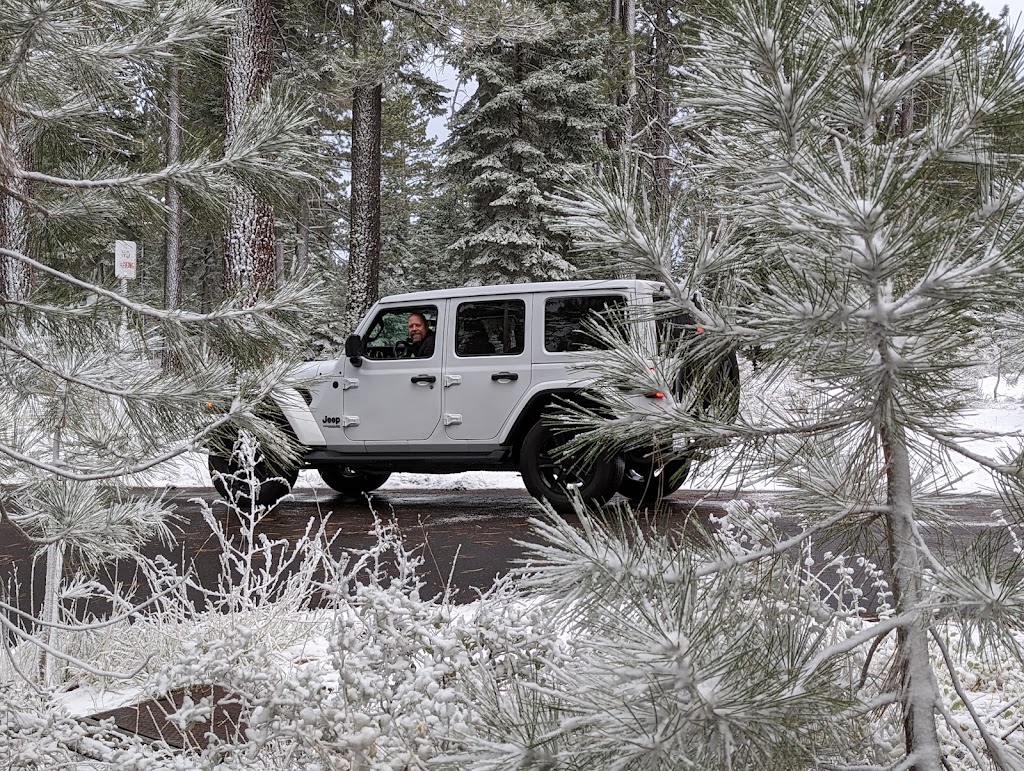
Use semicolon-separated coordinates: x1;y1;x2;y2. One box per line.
412;333;435;358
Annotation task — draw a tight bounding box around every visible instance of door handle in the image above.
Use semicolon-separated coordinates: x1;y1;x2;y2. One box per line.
411;374;437;384
491;371;519;382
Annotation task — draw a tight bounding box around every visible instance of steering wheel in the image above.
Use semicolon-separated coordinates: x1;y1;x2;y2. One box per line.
393;340;410;358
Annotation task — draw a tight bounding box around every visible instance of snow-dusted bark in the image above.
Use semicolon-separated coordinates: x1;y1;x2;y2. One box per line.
295;194;310;274
164;64;183;312
345;80;382;332
223;0;276;299
607;0;638;150
649;0;672;228
0;117;32;301
883;424;944;770
224;186;276;298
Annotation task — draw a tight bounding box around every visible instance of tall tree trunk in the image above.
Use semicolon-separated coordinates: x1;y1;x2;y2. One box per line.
878;319;943;769
650;0;672;230
606;0;637;150
164;63;183;311
0;118;32;301
343;1;382;332
883;425;943;770
223;0;276;300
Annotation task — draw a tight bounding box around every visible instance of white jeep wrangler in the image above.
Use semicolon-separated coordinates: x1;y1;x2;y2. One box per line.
209;279;738;512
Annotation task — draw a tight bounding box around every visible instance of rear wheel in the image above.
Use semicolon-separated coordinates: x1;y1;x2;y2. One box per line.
618;456;690;506
319;467;392;497
519;421;624;514
208;452;298;510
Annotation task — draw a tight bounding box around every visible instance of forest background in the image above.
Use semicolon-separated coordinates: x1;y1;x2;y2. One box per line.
3;0;1010;345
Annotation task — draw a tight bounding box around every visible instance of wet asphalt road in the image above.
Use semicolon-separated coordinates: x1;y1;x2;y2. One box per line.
0;486;1010;625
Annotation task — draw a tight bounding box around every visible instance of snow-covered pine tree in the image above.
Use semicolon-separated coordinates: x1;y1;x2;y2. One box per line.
378;76;448;296
443;0;613;284
540;0;1024;767
0;0;324;684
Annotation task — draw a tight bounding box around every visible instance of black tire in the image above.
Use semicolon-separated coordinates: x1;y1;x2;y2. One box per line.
519;421;624;513
208;452;298;510
318;467;392;497
618;456;691;506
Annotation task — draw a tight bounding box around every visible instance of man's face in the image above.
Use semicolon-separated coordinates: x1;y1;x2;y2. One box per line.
407;314;428;343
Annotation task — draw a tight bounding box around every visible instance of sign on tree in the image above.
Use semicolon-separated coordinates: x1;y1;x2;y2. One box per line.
114;240;137;279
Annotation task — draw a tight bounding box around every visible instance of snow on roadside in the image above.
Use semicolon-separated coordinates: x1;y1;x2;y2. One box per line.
142;375;1024;496
139;452;527;493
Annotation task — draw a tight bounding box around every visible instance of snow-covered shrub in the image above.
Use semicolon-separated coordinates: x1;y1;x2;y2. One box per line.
0;461;575;770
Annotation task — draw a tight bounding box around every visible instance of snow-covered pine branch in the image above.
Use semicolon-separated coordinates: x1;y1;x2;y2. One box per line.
546;0;1024;766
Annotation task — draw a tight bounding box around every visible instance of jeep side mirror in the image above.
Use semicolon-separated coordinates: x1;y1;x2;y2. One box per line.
345;334;363;368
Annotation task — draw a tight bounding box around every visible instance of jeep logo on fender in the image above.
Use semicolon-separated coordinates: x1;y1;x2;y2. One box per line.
322;415;342;427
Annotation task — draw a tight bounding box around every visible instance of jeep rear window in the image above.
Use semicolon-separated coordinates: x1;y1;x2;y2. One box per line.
455;300;525;357
544;295;627;352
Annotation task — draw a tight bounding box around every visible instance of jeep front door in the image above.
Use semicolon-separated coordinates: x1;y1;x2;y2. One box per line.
442;298;531;441
339;304;443;443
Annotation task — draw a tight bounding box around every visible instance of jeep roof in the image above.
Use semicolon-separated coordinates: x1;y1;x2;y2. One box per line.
376;278;670;305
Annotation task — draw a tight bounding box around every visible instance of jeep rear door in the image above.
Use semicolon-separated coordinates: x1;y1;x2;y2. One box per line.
442;297;532;441
338;303;444;443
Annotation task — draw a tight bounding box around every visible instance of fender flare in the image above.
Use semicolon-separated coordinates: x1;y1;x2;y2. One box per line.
271;388;327;446
502;388;609;462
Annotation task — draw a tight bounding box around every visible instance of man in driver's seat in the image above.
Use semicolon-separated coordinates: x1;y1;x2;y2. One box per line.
406;311;435;358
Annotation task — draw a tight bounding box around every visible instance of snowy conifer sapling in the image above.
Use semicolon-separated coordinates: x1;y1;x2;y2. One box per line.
547;0;1024;767
0;0;324;685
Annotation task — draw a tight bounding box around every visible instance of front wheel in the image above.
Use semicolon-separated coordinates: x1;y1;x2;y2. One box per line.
318;467;392;497
618;456;691;506
519;421;624;514
208;452;298;510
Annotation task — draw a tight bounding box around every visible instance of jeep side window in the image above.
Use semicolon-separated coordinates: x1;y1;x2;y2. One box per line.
544;295;627;352
455;300;526;357
364;306;438;359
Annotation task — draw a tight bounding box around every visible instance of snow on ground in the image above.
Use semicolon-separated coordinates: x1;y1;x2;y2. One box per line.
145;452;527;493
916;376;1024;494
147;375;1024;495
36;376;1024;752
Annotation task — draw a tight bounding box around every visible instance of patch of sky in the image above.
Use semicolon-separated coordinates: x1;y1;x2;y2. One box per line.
420;51;476;145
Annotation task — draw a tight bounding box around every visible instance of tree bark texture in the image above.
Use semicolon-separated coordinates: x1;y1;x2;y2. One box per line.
606;0;637;150
295;194;310;274
345;82;382;331
650;0;672;232
223;0;276;299
882;424;943;770
0;116;32;301
164;63;183;311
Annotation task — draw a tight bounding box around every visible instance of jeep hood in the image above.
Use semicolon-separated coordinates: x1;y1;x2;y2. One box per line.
287;359;338;382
